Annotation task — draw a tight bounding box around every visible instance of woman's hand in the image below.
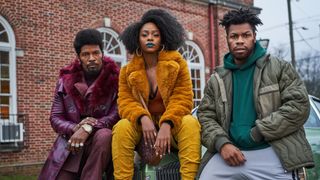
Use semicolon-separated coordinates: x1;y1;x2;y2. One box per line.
140;115;157;147
154;122;171;157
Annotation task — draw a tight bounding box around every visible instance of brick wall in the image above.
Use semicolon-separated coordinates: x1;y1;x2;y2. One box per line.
229;0;253;6
0;0;253;175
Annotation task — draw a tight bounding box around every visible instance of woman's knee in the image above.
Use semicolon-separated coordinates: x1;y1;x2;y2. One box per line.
112;119;132;132
112;119;139;142
181;115;200;130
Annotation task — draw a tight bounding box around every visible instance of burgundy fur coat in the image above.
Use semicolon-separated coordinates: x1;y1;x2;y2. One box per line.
38;56;119;180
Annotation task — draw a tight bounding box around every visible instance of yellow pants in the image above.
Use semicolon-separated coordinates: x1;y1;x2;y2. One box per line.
112;115;201;180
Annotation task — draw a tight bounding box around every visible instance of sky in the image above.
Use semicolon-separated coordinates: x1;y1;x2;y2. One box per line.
254;0;320;61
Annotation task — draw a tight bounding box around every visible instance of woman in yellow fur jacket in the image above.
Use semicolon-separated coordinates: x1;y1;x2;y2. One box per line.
112;9;200;180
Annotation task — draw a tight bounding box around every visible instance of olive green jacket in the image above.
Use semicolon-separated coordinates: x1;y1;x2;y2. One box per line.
197;54;314;177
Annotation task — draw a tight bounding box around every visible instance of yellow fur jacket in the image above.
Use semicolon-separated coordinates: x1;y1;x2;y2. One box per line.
118;50;193;134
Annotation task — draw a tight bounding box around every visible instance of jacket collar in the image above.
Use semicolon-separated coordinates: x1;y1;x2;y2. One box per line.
125;51;182;101
60;56;119;113
215;65;231;78
256;54;270;69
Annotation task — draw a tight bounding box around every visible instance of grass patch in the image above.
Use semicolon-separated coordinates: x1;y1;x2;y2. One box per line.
0;175;37;180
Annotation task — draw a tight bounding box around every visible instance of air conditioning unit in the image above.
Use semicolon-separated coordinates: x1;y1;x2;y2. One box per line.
0;123;23;142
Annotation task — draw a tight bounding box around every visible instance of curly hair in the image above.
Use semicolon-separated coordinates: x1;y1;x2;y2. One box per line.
120;9;186;54
73;28;103;56
219;8;263;34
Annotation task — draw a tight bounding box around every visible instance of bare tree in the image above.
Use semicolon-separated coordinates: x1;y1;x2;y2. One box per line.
296;52;320;98
270;44;289;60
271;45;320;98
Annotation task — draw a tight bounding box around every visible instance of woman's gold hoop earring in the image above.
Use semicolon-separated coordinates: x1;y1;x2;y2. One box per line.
160;45;165;52
136;47;142;57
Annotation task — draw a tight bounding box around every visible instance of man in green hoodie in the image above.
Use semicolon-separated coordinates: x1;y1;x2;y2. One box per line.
197;8;314;179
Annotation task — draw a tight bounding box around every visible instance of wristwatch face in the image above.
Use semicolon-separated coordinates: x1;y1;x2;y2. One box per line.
82;124;93;133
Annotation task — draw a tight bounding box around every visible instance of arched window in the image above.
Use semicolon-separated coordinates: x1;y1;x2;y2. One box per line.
97;27;127;67
0;16;17;121
178;41;205;107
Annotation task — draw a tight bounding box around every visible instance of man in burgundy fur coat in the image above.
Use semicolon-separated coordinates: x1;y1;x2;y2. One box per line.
38;29;120;180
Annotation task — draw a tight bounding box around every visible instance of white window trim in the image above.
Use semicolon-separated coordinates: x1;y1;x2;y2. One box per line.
0;16;17;122
97;27;127;66
180;40;205;105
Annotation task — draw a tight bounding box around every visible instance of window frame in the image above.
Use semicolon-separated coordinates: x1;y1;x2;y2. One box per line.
0;16;17;122
178;40;205;107
97;27;127;67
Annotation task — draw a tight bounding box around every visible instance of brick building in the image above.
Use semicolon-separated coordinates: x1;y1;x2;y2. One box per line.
0;0;260;175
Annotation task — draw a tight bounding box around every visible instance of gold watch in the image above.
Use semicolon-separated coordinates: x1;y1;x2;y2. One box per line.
81;124;93;134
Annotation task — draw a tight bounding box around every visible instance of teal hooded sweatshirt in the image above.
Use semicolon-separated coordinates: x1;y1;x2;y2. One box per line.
224;42;269;150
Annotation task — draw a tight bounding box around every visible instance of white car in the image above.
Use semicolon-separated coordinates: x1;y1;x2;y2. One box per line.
304;95;320;179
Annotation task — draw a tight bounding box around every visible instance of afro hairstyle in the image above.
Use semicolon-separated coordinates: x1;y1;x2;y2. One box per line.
73;28;103;56
119;9;186;54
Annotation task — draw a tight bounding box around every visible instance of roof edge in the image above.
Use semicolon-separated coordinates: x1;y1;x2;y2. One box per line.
194;0;262;13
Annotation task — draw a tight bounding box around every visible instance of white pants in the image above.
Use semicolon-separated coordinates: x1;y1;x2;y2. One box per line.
200;147;294;180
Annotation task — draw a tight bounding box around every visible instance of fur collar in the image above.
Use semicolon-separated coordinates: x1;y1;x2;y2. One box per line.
60;56;119;114
125;51;182;105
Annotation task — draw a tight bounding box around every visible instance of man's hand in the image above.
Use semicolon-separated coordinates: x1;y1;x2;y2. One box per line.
220;143;246;166
80;117;97;126
154;123;171;157
67;127;90;153
140;115;157;147
72;117;97;133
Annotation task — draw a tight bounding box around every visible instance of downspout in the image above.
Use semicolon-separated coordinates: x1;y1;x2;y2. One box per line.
209;4;217;73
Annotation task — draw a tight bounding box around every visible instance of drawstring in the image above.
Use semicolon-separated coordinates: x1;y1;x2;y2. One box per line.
292;169;301;180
